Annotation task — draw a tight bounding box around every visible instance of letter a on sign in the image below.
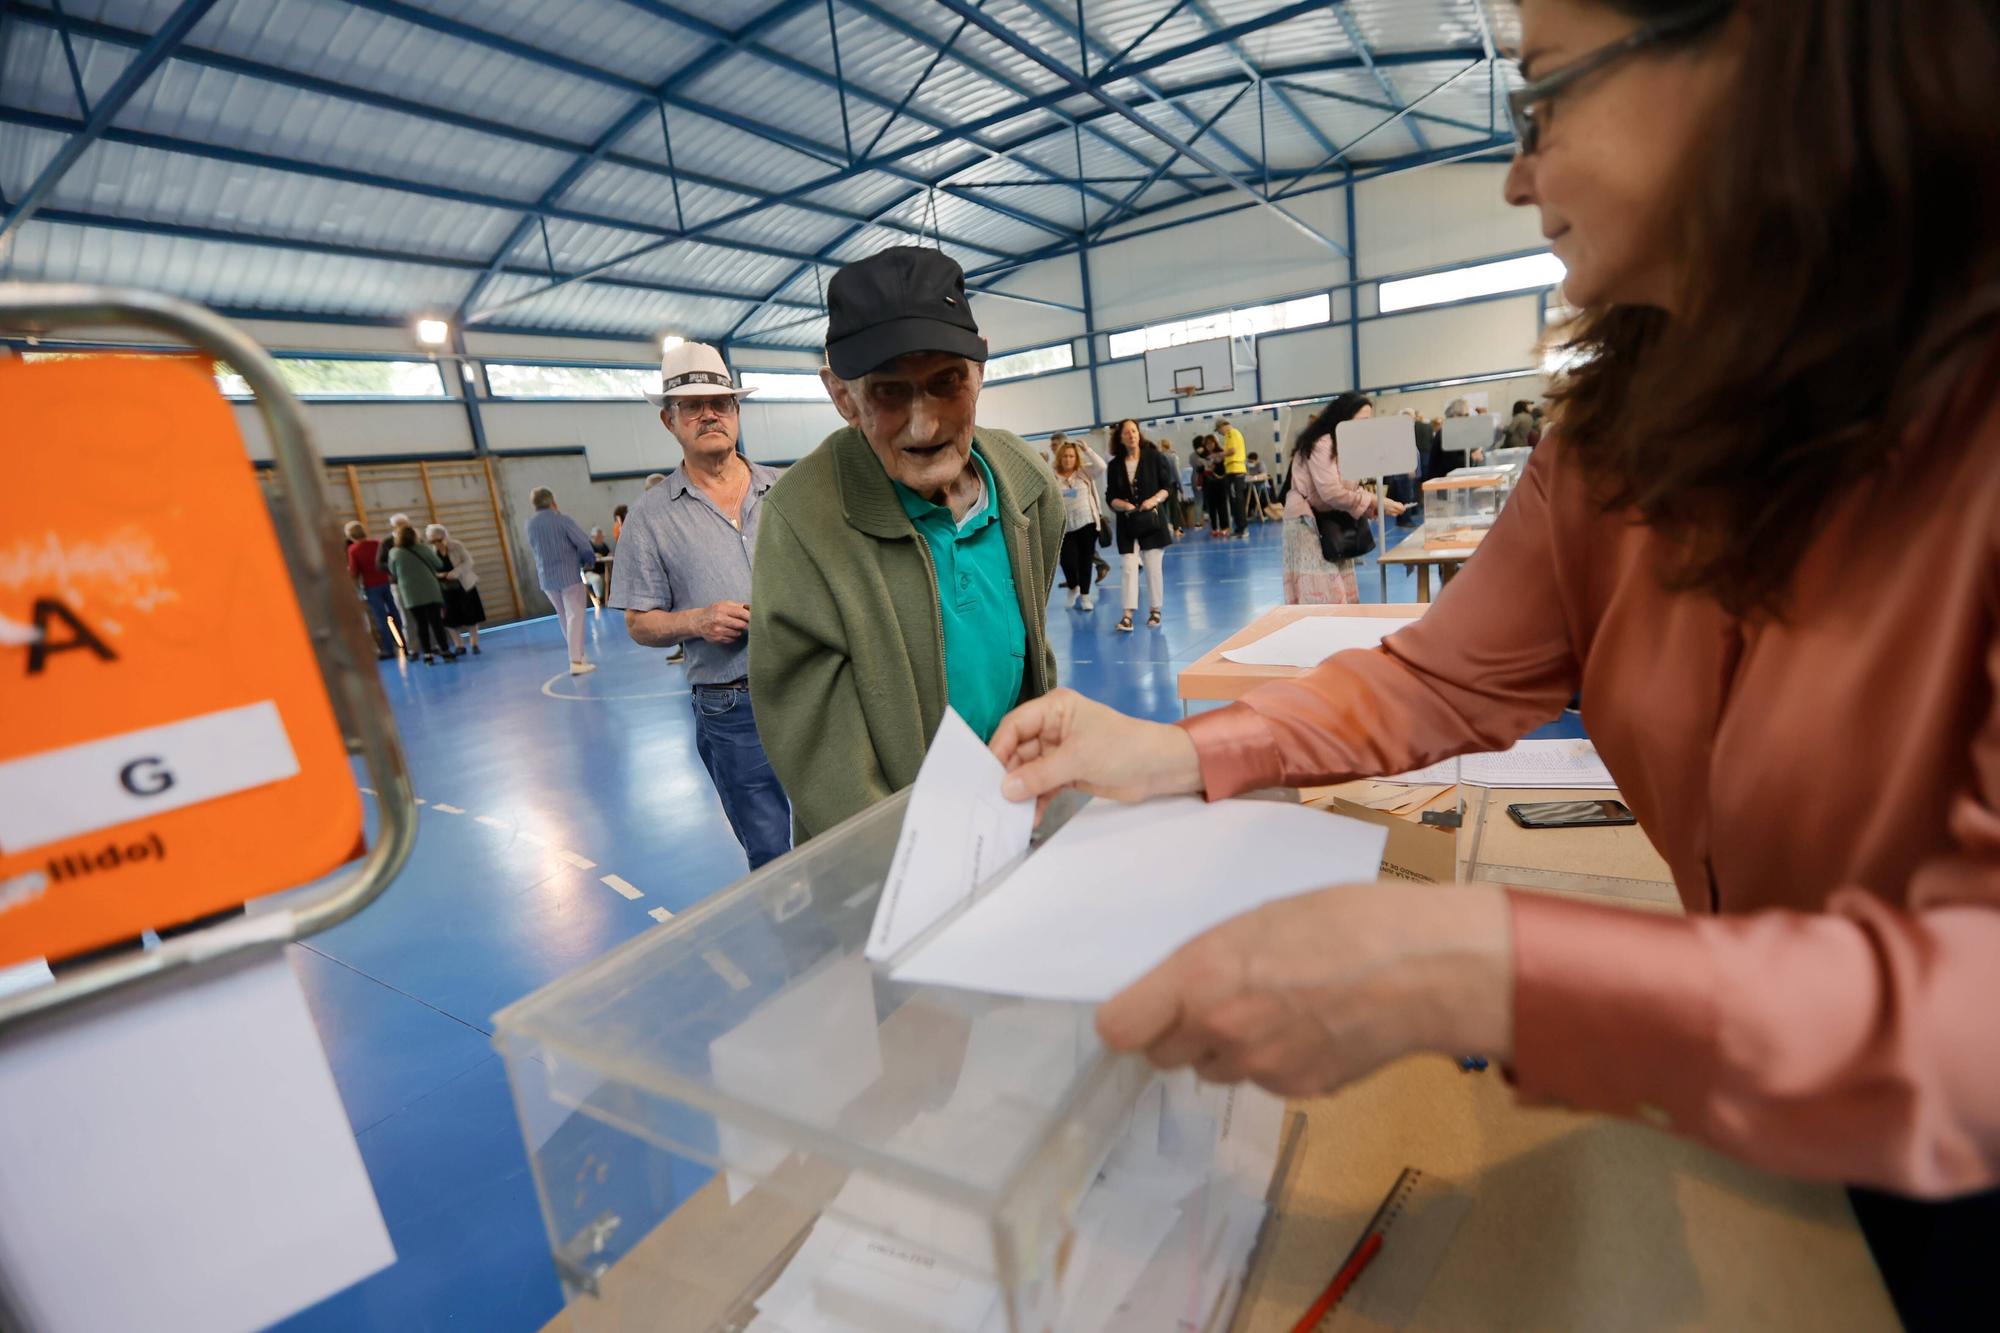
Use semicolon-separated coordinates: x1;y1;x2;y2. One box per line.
0;356;361;968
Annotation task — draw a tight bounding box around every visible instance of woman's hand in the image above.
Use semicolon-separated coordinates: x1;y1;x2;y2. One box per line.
1384;498;1409;518
990;689;1204;815
1111;499;1135;512
1097;883;1515;1095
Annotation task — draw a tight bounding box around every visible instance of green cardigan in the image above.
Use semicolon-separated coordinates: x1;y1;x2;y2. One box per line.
386;541;445;608
750;425;1063;841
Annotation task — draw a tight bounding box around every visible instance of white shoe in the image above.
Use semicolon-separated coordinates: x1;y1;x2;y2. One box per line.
1066;589;1080;608
569;660;596;676
1078;594;1093;610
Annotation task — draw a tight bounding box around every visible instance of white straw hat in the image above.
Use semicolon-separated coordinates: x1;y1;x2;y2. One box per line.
644;341;756;407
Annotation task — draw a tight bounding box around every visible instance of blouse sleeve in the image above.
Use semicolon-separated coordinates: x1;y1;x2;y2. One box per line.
1180;444;1579;794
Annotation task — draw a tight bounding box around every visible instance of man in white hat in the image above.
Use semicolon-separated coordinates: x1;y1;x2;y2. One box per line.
612;341;791;869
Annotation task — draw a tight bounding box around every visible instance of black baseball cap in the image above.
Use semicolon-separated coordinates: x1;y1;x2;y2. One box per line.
825;246;987;380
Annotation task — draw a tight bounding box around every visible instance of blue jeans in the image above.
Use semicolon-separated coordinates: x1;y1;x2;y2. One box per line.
691;686;792;870
363;583;401;654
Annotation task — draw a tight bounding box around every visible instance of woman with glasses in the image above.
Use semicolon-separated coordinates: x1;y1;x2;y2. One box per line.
990;3;2000;1322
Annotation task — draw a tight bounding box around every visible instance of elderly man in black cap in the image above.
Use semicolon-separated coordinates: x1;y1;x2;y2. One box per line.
750;246;1063;840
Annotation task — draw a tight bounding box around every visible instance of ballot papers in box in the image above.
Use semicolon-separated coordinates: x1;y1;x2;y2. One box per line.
494;773;1301;1333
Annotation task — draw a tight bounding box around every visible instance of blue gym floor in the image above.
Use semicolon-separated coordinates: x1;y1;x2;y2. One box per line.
277;516;1584;1331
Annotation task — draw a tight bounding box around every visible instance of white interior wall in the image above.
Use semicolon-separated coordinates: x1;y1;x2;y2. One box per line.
1360;294;1542;389
1352;162;1544;280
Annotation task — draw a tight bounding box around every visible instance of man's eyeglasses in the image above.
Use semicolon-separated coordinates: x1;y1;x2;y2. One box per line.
1506;1;1734;156
672;395;740;418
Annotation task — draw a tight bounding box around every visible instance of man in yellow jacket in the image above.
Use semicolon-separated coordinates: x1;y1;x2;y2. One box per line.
1215;415;1249;538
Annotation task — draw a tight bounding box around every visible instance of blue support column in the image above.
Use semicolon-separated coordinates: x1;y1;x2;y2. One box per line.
1078;246;1103;427
1345;169;1361;391
449;327;490;456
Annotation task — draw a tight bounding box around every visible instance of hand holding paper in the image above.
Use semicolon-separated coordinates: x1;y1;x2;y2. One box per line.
1097;879;1516;1096
866;708;1035;962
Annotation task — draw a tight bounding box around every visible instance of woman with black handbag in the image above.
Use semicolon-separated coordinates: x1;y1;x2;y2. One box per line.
1052;438;1109;612
1105;418;1175;631
1283;393;1406;604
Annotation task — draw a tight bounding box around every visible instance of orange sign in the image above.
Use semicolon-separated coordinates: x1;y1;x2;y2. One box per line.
0;356;362;967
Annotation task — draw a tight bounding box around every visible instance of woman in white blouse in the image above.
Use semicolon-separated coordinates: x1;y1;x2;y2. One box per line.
1283;393;1405;604
427;524;487;654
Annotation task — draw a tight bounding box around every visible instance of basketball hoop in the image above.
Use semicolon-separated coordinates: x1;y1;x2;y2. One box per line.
1173;383;1199;401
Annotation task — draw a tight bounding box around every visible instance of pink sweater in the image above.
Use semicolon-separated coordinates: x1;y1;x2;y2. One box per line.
1183;371;2000;1195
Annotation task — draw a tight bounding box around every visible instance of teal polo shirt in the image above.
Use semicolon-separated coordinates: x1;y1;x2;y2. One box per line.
894;449;1026;742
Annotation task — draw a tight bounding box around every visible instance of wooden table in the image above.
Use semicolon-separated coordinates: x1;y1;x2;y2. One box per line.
1178;603;1426;709
1378;540;1477;602
536;783;1891;1333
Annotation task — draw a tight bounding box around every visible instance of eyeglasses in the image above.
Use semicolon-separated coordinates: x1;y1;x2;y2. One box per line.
1505;1;1733;155
672;395;740;418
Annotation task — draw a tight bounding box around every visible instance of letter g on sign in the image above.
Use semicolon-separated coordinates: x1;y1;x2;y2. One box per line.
120;757;176;797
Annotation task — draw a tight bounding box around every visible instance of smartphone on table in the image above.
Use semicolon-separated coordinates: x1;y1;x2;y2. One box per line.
1506;799;1637;829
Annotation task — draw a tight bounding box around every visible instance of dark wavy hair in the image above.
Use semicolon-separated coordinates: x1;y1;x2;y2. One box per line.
1542;0;2000;614
1294;393;1373;463
1108;418;1151;459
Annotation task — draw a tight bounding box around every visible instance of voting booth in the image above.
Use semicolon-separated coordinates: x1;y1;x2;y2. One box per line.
495;788;1295;1333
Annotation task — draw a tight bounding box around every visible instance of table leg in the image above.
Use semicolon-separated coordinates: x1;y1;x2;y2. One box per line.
1417;566;1433;603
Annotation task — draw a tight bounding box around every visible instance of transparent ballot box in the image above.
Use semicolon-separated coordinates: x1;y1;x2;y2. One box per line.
1420;473;1509;548
494;791;1291;1333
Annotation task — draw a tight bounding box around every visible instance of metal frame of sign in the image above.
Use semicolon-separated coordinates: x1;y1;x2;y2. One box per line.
0;285;417;1031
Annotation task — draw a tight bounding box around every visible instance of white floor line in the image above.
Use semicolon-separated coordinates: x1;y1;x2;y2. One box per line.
539;670;691;702
554;849;597;870
431;803;465;815
474;815;511;830
600;874;643;900
647;907;674;923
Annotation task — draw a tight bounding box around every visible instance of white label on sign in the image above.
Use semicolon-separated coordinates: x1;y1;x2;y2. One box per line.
0;701;299;854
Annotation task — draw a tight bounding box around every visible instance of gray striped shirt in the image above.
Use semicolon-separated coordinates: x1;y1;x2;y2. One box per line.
610;460;781;685
525;508;596;590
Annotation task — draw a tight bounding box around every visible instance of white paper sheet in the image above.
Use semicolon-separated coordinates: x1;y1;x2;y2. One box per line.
1380;738;1616;789
0;947;393;1333
867;709;1035;963
1219;615;1418;668
890;798;1387;1003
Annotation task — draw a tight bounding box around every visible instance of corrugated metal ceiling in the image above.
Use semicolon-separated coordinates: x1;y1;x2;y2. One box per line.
1;0;1512;346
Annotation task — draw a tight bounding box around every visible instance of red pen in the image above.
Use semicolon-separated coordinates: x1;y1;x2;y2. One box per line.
1287;1230;1384;1333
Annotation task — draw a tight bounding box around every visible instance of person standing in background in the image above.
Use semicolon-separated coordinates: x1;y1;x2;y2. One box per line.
1105;418;1175;632
344;521;401;660
1199;436;1230;537
585;527;613;607
1506;400;1538;450
1284;393;1404;604
1052;437;1108;612
616;340;791;869
525;486;598;676
428;523;485;655
1214;416;1249;538
387;526;454;664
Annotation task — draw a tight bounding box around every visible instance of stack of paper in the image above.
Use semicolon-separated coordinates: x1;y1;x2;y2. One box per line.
1219;615;1418;668
1380;738;1616;790
745;1056;1285;1333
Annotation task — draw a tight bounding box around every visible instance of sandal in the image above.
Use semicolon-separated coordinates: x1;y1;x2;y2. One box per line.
1116;613;1134;633
1147;609;1162;628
